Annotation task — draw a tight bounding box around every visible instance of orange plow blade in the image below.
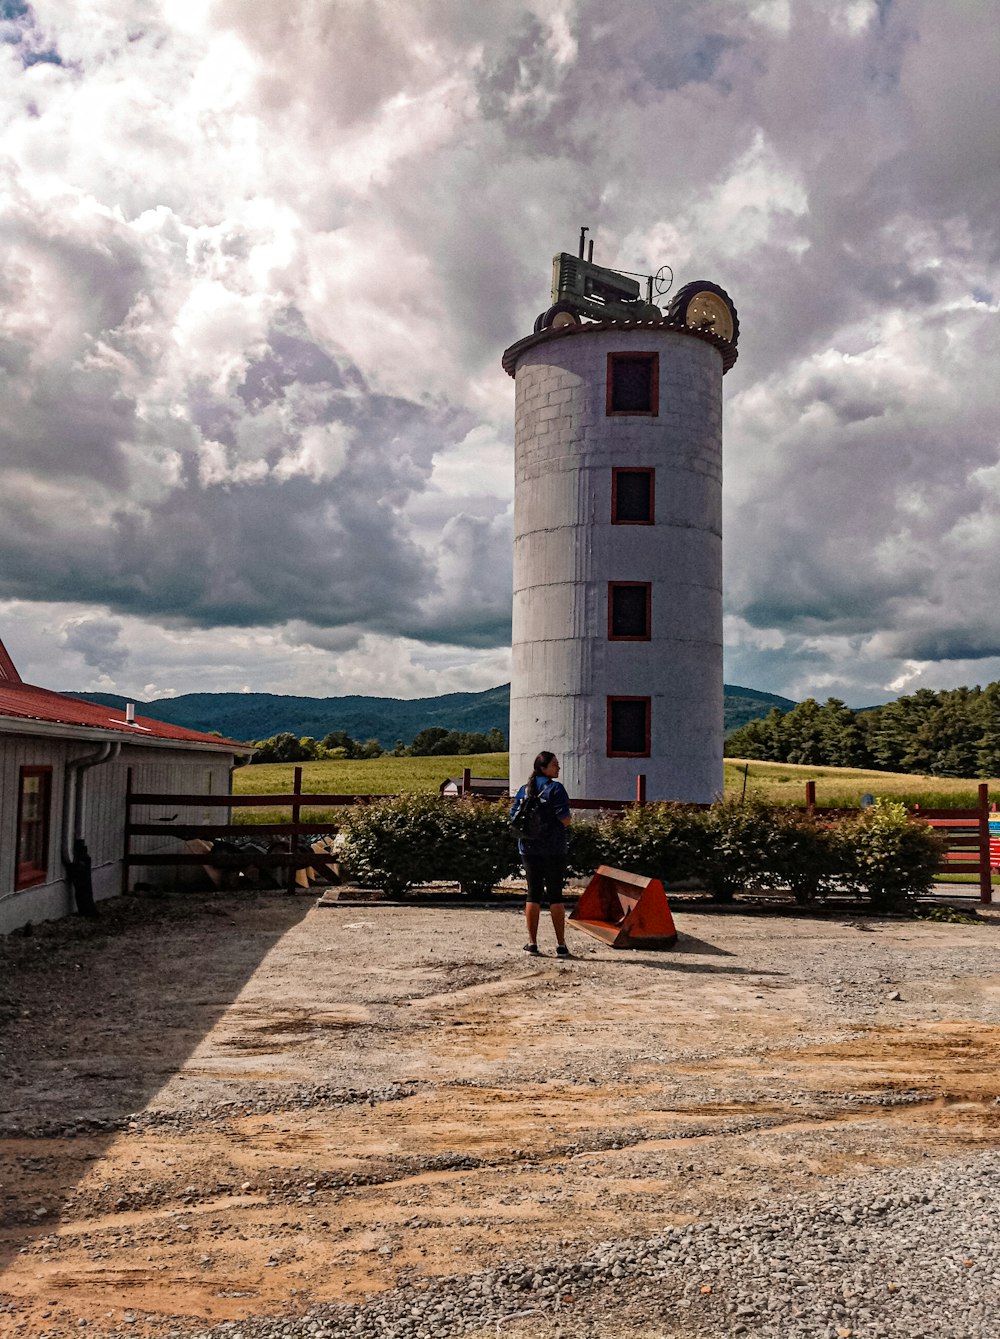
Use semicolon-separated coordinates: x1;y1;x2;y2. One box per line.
569;864;678;950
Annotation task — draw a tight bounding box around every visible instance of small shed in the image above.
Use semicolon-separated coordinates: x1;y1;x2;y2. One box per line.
439;775;510;799
0;636;248;934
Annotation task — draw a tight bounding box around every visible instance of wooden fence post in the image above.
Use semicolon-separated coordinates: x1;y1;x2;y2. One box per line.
805;780;816;813
462;767;471;796
636;773;647;806
978;782;991;905
287;765;303;896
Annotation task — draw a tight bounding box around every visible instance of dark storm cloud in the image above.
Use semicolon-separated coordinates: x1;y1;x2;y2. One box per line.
0;207;146;485
102;473;433;631
884;630;1000;663
0;301;472;633
1;0;62;66
236;319;346;409
0;464;435;632
60;616;128;675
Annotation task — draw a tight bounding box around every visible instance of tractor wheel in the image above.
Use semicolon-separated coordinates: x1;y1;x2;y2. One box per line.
667;280;739;347
539;302;581;331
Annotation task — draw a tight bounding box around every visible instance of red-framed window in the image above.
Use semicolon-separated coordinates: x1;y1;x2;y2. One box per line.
608;582;652;641
611;467;655;525
15;766;52;890
607;697;651;757
606;352;659;416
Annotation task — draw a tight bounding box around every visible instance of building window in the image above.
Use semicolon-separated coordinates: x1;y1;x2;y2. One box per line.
15;766;52;890
608;582;652;640
606;352;659;416
607;697;651;757
611;468;655;524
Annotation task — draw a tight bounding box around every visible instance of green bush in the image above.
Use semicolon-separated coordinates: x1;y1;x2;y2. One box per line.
833;798;945;906
438;800;521;895
565;816;607;878
337;792;946;908
338;793;445;896
595;802;712;885
567;801;837;904
337;795;518;896
697;796;788;902
762;808;841;905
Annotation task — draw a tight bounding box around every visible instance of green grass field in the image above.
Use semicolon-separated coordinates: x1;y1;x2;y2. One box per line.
230;753;997;885
232;752;510;822
724;759;998;810
232;752;997;815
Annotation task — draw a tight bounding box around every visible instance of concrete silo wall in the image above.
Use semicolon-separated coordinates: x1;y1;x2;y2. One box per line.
509;327;723;802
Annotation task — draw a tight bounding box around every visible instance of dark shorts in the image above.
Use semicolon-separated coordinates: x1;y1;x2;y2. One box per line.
523;852;567;907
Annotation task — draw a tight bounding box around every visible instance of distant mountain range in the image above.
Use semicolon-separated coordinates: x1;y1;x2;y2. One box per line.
63;682;794;745
723;685;796;734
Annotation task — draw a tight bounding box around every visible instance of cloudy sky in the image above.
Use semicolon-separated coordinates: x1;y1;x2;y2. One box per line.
1;0;998;707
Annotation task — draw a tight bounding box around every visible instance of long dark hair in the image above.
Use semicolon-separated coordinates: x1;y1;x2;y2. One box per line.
526;750;556;795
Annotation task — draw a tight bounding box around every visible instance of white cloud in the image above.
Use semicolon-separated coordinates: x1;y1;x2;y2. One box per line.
0;599;510;699
271;421;352;482
0;0;998;713
887;660;930;694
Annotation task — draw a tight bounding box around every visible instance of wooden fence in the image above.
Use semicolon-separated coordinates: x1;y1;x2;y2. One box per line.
121;766;651;897
804;779;992;904
123;768;994;903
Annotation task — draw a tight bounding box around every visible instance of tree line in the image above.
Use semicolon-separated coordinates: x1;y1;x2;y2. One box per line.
725;683;1000;779
250;725;506;764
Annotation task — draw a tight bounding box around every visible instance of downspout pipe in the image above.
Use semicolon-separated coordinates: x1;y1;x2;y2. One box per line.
62;740;121;915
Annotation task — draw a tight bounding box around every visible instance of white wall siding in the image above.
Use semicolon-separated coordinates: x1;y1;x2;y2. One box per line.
0;736;77;929
121;748;232;888
1;734;235;935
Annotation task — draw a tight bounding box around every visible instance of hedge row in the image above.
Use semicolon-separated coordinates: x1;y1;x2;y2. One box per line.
337;794;944;906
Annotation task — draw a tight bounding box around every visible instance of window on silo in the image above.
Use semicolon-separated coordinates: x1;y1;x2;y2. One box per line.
607;697;651;757
608;582;651;640
607;352;659;415
611;468;654;524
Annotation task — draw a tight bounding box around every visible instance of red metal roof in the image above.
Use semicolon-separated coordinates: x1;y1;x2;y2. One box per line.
0;679;244;749
0;636;21;684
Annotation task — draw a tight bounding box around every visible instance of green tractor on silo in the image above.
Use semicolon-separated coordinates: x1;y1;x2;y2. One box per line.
533;228;739;359
534;228;668;331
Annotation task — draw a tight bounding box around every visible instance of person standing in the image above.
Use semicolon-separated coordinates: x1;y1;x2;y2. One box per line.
511;751;572;957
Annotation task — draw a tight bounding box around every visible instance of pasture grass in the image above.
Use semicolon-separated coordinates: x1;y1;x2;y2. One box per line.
232;752;997;818
724;758;998;810
231;752;509;824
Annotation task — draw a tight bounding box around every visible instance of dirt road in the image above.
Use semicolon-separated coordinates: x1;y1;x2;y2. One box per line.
2;892;999;1338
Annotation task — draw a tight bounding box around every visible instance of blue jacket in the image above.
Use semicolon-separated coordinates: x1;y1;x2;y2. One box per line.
510;778;571;855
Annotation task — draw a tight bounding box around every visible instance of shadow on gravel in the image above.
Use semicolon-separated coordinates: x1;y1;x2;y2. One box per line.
672;933;734;957
0;890;313;1278
608;956;787;977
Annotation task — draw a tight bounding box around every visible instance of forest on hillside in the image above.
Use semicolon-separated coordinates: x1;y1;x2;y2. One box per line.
724;683;1000;779
250;726;505;763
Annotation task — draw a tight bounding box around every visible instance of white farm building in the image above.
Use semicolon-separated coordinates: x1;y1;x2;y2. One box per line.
0;637;247;935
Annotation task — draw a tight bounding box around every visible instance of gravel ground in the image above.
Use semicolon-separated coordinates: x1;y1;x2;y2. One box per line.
2;889;999;1339
172;1151;1000;1339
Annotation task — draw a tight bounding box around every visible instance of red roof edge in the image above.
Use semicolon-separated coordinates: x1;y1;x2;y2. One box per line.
0;679;246;750
0;637;22;684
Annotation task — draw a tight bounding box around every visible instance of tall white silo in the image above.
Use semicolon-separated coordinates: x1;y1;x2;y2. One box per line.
502;254;739;803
